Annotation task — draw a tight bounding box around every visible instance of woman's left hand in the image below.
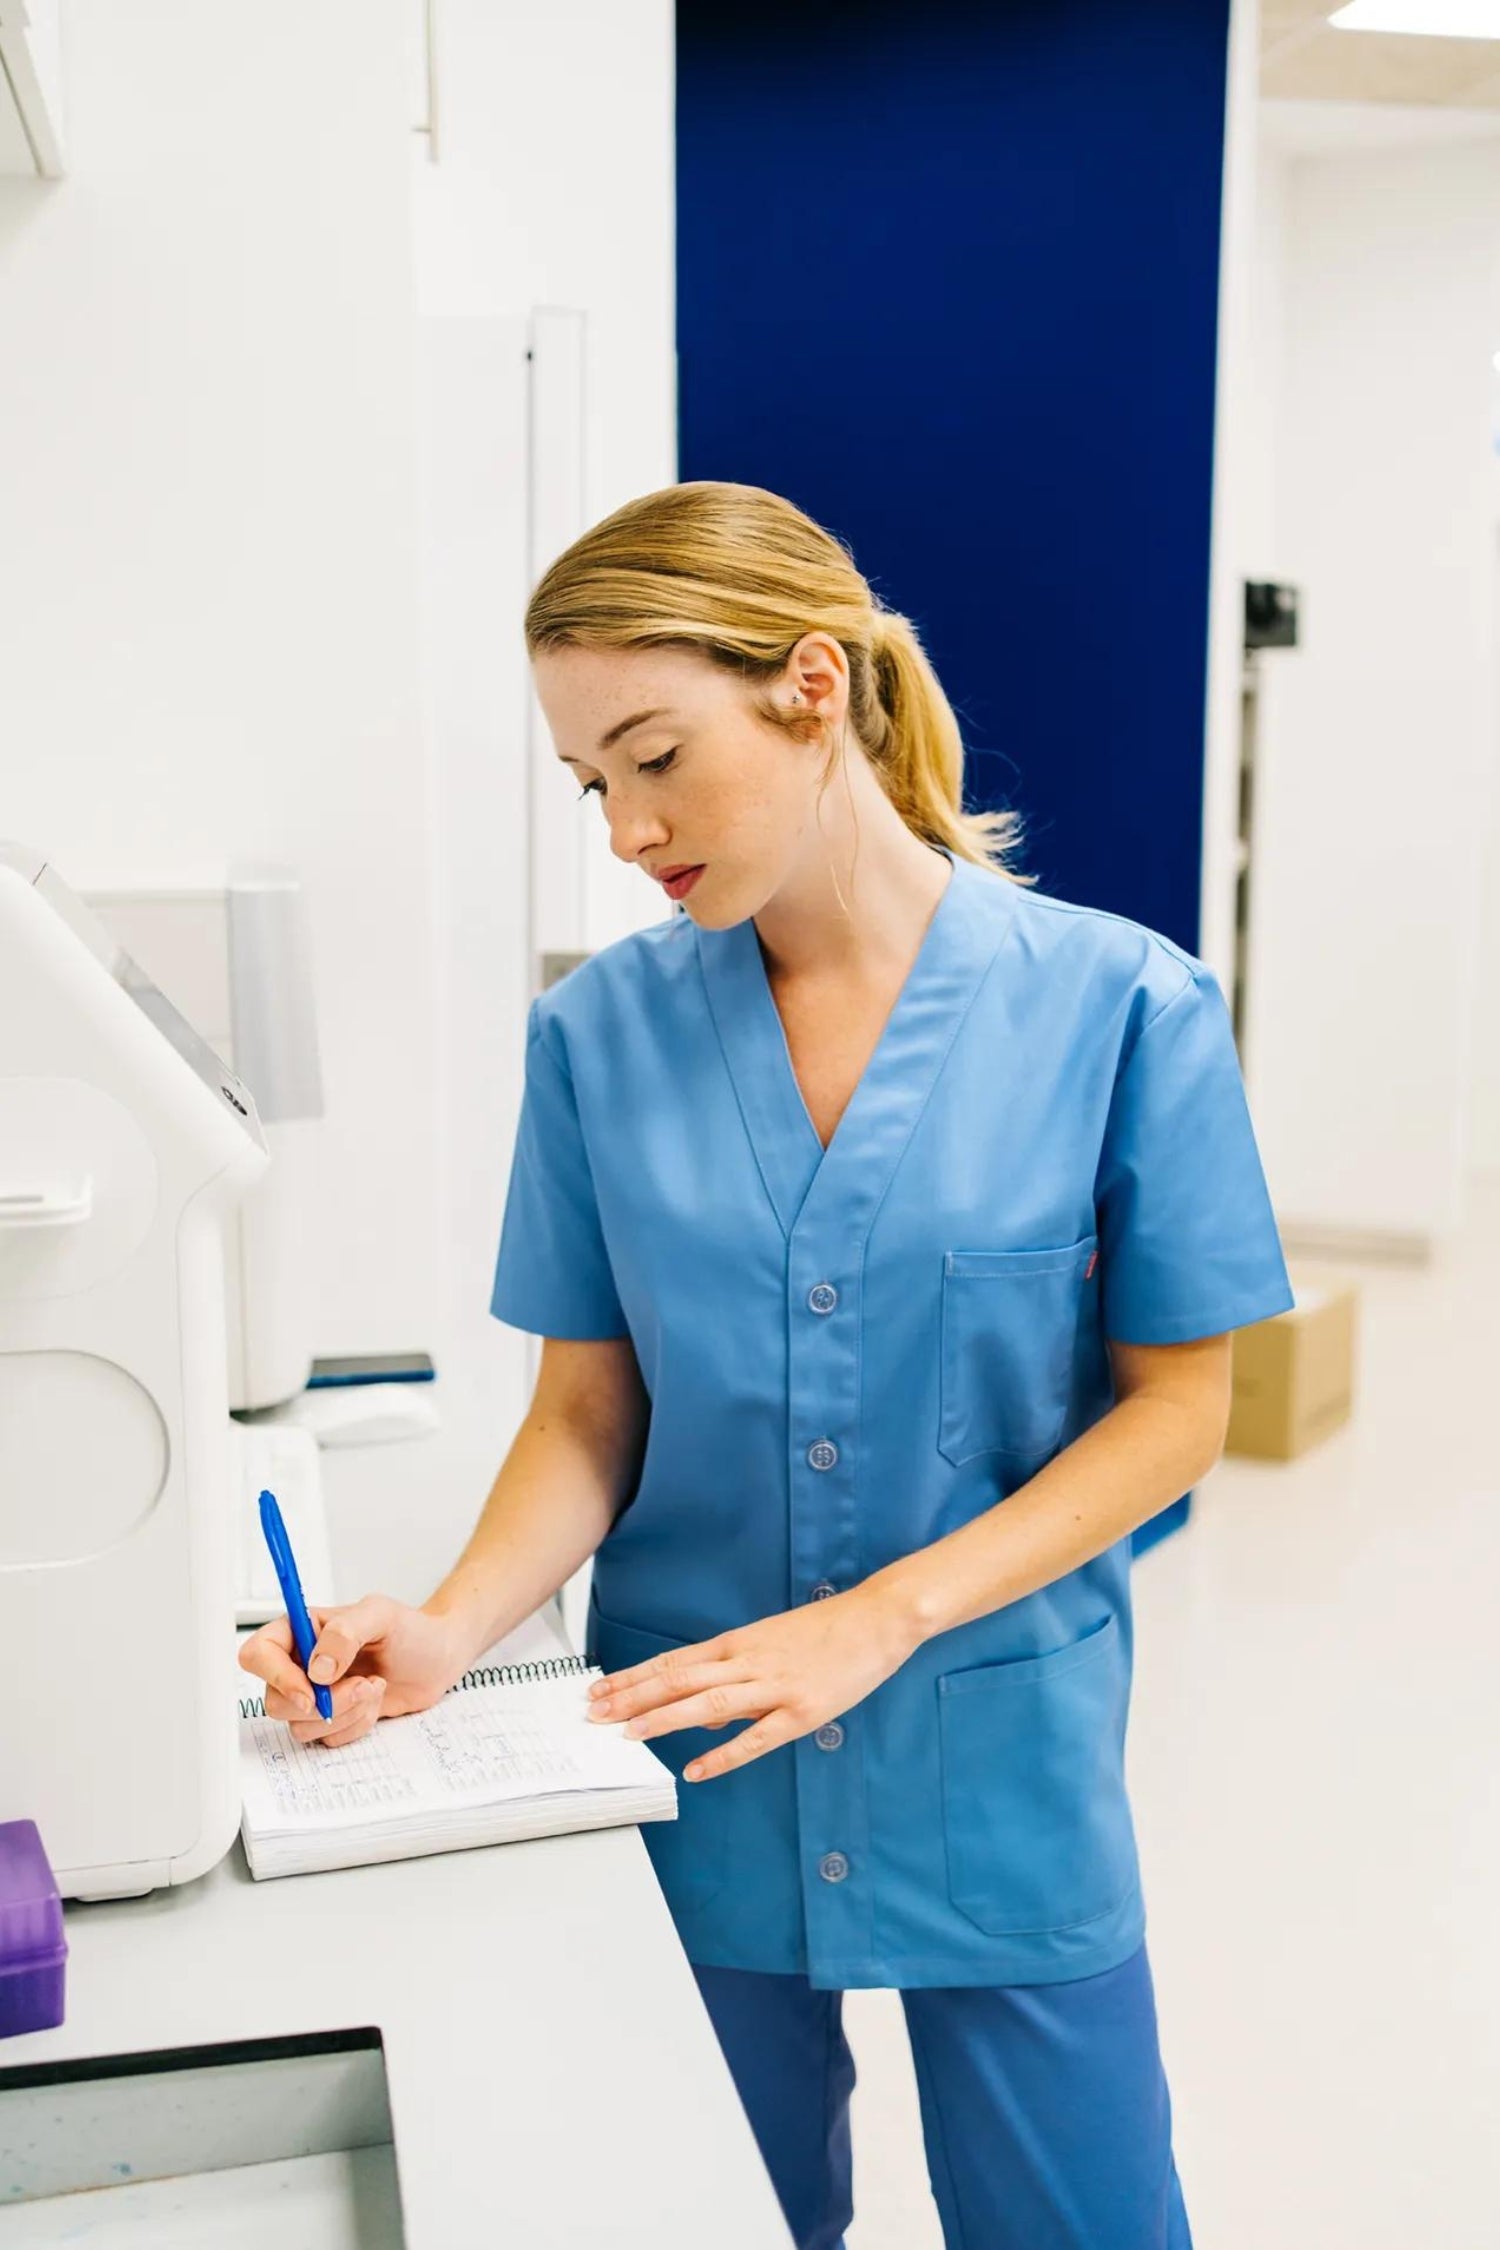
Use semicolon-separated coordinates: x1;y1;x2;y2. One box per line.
585;1584;921;1782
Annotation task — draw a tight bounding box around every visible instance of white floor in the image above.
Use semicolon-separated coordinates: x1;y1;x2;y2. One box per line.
845;1181;1500;2249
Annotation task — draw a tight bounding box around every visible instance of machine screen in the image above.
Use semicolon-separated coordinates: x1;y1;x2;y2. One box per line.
113;948;262;1135
6;848;266;1146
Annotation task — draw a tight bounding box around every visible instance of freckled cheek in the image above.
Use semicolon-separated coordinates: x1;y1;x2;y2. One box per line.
676;752;792;867
714;765;785;838
680;776;749;853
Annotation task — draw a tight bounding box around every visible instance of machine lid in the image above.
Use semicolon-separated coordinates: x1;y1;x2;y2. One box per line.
0;843;266;1152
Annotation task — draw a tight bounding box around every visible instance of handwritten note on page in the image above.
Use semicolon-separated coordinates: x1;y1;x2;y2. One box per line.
240;1674;656;1834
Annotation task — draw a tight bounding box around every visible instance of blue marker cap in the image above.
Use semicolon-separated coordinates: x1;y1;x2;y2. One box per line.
257;1488;334;1722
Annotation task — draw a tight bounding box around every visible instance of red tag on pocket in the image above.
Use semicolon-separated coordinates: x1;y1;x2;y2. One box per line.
1085;1250;1098;1280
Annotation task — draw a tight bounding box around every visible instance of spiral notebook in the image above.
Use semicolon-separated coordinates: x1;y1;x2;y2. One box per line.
237;1647;677;1881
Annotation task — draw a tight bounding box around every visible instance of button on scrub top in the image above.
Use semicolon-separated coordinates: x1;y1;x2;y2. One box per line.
491;853;1293;1990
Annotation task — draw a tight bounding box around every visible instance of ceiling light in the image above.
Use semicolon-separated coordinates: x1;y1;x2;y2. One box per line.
1330;2;1500;32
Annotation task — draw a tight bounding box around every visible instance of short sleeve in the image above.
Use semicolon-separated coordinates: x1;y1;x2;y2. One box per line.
1094;967;1294;1346
490;1003;628;1340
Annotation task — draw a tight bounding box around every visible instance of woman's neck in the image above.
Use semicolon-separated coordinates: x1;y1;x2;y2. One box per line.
753;756;952;988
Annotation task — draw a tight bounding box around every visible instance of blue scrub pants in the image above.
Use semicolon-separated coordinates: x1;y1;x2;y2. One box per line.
691;1946;1193;2250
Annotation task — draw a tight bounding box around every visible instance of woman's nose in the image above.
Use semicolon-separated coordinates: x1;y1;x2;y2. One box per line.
607;800;669;866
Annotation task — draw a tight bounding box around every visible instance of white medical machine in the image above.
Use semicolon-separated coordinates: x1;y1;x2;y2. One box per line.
0;845;268;1899
82;871;325;1413
78;874;340;1629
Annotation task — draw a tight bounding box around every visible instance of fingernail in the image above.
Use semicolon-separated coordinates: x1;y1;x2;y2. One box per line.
309;1655;334;1683
296;1692;314;1716
623;1720;643;1739
592;1694;612;1716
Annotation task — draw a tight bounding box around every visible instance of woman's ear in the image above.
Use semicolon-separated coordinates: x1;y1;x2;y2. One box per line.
784;632;848;726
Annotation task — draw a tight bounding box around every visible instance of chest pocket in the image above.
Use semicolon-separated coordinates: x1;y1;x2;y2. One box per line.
938;1235;1098;1467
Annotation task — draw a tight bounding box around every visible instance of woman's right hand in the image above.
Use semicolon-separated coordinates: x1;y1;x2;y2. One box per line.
238;1595;473;1748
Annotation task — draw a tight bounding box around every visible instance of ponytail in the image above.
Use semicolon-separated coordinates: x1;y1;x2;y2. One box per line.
861;608;1028;875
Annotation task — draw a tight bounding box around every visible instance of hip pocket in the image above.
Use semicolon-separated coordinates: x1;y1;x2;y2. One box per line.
937;1613;1138;1936
938;1236;1097;1466
586;1599;729;1911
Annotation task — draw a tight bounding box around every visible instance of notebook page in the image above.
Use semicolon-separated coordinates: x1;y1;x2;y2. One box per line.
240;1674;664;1836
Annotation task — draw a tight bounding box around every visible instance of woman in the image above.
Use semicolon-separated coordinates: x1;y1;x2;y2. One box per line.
242;482;1292;2249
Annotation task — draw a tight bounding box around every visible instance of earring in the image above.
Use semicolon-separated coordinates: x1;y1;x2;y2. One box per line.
792;693;802;704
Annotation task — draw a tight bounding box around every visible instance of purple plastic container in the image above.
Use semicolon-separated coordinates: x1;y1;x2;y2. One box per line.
0;1821;67;2039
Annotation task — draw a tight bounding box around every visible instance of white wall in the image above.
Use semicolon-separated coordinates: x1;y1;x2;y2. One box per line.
0;0;438;1354
411;1;674;547
410;0;675;1509
1200;0;1263;992
0;1;676;1585
1238;132;1289;584
1471;453;1500;1176
1237;111;1500;1250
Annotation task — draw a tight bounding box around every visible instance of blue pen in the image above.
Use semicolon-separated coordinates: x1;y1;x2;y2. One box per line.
258;1488;335;1721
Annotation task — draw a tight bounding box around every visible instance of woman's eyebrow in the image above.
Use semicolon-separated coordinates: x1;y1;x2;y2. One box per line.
597;706;671;752
556;708;675;765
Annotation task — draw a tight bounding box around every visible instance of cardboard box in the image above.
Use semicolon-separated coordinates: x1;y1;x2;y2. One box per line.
1226;1277;1359;1461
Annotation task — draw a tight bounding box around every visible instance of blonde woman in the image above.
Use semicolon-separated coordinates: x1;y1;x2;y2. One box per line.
243;483;1291;2249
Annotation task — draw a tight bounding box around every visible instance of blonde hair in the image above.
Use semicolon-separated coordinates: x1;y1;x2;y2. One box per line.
524;481;1031;881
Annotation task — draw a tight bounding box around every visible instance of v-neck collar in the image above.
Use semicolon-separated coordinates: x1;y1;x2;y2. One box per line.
695;852;1020;1241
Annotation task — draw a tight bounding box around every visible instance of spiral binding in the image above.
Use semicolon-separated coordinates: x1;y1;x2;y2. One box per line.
459;1652;595;1691
237;1648;596;1723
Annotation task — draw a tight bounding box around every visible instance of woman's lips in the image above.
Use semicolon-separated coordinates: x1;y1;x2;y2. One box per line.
659;865;705;902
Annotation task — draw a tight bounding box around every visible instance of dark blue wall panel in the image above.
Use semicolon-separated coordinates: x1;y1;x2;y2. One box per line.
676;0;1231;951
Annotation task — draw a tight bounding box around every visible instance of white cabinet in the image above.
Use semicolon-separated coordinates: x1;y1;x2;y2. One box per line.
0;0;64;177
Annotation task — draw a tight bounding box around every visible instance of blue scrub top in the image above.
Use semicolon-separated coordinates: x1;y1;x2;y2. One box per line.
491;852;1292;1990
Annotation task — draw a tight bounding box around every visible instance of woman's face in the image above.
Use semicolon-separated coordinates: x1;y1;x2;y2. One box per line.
531;638;847;930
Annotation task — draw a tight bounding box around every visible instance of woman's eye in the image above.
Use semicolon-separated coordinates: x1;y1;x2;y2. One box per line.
575;748;675;802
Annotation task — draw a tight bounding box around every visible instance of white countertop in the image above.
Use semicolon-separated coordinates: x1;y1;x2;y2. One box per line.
0;1430;791;2247
0;1827;788;2245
